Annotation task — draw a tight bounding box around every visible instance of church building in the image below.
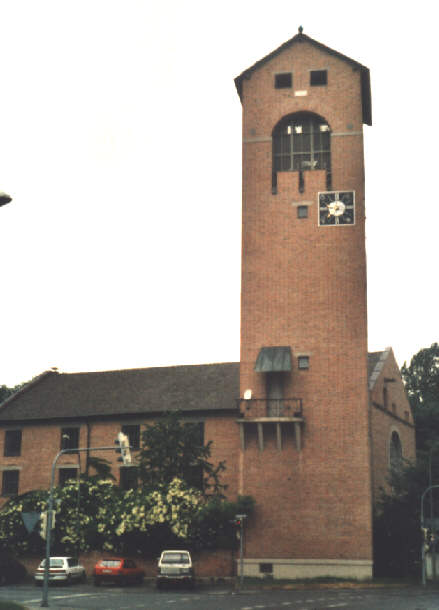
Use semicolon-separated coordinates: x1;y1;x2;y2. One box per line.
0;30;415;579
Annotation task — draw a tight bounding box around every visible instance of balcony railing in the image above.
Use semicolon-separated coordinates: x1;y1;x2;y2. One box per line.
237;398;303;419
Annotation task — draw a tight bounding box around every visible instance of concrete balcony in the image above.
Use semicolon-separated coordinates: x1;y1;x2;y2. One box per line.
236;398;304;451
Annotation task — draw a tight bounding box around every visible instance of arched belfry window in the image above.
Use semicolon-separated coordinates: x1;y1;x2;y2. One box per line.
390;431;403;470
272;112;331;193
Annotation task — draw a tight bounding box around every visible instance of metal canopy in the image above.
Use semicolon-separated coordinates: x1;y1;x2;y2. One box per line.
254;346;292;372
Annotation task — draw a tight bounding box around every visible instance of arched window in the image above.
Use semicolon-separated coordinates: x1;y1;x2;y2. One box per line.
272;112;331;173
390;431;403;470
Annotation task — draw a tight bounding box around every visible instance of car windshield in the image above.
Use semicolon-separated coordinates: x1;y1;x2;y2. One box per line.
99;560;121;567
162;552;189;564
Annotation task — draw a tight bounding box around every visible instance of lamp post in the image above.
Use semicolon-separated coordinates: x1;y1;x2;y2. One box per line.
0;191;12;207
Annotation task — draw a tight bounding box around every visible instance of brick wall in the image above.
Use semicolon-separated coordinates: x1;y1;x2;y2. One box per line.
238;39;372;563
369;349;416;502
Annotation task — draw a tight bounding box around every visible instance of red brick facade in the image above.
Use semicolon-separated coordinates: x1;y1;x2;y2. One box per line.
237;33;372;578
0;32;415;581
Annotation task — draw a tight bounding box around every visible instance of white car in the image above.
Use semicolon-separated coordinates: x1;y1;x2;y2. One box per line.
34;556;86;585
156;550;194;589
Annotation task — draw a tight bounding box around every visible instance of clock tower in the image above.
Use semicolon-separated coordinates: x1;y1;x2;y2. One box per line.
235;30;373;579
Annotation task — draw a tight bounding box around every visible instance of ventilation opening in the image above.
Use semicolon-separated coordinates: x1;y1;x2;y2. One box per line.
310;70;328;86
275;73;292;89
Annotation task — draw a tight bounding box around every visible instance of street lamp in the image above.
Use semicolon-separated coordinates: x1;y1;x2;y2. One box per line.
0;191;12;207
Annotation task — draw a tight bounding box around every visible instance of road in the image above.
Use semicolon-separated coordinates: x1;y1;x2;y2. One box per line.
2;582;439;609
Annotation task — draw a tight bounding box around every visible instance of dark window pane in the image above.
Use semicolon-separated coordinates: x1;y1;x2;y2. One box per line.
310;70;328;86
2;470;19;496
122;425;140;450
120;466;138;490
274;73;292;89
4;430;22;457
61;428;79;450
59;468;78;486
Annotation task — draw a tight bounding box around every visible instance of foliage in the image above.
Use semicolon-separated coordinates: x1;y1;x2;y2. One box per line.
401;343;439;451
0;412;254;557
136;411;226;497
85;456;115;481
0;382;25;404
0;475;254;557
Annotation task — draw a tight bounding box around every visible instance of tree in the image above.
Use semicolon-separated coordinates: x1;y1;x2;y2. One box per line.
136;411;226;497
0;382;25;404
401;343;439;451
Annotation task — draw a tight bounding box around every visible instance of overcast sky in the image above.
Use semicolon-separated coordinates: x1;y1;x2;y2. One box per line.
0;0;437;386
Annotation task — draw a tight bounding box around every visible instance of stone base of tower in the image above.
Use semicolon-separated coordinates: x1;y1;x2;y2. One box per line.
237;558;373;581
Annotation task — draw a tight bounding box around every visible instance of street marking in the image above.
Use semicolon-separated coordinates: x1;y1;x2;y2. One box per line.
328;604;348;608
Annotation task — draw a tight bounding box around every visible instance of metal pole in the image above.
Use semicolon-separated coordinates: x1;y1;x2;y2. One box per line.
235;513;247;589
40;445;125;607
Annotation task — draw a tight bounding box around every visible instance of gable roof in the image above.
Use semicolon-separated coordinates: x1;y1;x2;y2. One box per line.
234;29;372;126
0;363;240;424
0;352;389;424
367;349;390;391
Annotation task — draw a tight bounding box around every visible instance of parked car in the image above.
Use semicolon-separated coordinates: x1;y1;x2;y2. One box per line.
156;550;194;589
34;557;86;585
0;553;27;585
93;558;144;586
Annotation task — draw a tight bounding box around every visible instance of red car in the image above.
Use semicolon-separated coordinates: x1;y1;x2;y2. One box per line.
93;558;144;586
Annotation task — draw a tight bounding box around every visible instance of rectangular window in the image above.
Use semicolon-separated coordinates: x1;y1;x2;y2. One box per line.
297;205;308;219
60;427;79;451
4;430;22;457
2;470;19;496
120;466;139;491
59;468;78;486
310;70;327;86
274;72;292;89
259;563;273;574
298;356;310;370
121;425;140;450
184;422;204;490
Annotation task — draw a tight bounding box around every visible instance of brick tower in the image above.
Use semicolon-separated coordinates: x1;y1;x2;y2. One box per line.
235;29;373;579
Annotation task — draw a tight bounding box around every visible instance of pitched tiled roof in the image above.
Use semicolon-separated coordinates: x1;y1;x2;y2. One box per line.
0;363;240;423
234;30;372;126
367;350;388;391
0;353;387;424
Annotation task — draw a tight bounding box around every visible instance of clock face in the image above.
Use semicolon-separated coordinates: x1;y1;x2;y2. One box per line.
318;191;355;226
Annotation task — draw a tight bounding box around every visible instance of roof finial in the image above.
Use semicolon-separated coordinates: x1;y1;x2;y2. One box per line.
298;25;303;34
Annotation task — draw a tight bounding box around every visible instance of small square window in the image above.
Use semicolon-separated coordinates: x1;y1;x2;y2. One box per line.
310;70;328;86
59;468;78;486
297;205;308;219
120;466;139;491
274;73;292;89
61;427;79;451
122;425;140;450
298;356;310;370
2;470;19;496
259;563;273;574
4;430;22;457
